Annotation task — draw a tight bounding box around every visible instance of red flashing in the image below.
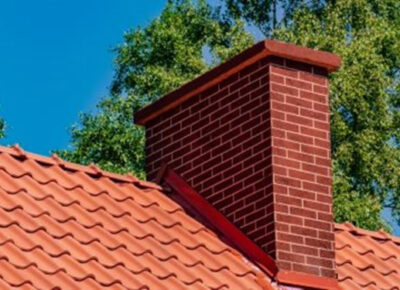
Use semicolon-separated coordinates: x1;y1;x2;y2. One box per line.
159;165;278;277
276;270;340;289
135;39;341;125
158;165;342;289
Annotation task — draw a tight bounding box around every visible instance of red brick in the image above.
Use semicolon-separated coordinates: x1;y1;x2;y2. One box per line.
270;109;285;121
299;71;326;85
230;77;249;93
320;249;335;259
288;169;315;182
270;65;298;78
276;194;302;207
307;256;333;268
270;73;285;84
293;263;319;276
301;126;327;139
316;157;331;167
292;245;318;256
317;194;332;204
313;102;330;113
313;84;328;94
300;108;328;122
300;90;327;103
274;165;288;176
273;138;300;151
319;230;335;241
290;207;317;219
144;54;335;278
286;77;312;90
321;268;336;278
276;214;303;226
271;83;299;97
274;156;301;169
289;188;316;201
317;176;332;185
302;163;328;176
287;132;314;145
314;138;330;149
303;182;330;195
301;144;329;158
305;219;332;232
278;251;305;263
314;120;330;131
276;240;291;251
277;232;304;244
275;175;301;188
291;225;318;238
270;92;285;102
272;101;299;115
288;150;315;164
286;95;313;109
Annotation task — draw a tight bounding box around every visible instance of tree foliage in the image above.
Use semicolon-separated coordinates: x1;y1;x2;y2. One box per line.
271;0;400;231
225;0;307;35
0;117;5;139
56;0;253;179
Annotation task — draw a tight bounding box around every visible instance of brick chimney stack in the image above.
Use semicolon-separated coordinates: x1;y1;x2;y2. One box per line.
135;40;341;281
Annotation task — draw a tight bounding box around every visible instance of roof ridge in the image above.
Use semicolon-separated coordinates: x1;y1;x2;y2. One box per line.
0;145;161;190
335;222;400;244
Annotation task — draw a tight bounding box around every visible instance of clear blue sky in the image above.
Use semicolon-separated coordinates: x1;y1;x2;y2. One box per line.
0;0;166;154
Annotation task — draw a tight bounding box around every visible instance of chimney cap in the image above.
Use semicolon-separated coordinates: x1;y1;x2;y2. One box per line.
134;39;341;125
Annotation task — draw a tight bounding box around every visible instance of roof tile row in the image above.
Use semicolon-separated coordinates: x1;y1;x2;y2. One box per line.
335;223;400;289
3;143;400;289
0;146;267;289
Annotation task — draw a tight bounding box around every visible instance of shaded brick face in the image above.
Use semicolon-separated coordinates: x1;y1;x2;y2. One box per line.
145;56;335;278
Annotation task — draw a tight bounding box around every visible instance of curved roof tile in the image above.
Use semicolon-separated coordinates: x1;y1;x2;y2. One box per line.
335;222;400;289
0;145;268;289
2;144;400;289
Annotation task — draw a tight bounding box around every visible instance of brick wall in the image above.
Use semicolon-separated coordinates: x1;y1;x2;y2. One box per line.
145;55;335;278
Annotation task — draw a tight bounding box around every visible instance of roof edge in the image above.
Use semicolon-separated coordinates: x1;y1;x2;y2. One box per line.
335;222;400;243
0;144;161;191
134;39;341;125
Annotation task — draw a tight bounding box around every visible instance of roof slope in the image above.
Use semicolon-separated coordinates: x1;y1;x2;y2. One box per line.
336;222;400;289
3;144;400;289
0;145;268;289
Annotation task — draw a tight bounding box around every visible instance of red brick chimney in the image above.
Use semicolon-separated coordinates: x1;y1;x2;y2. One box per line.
135;40;341;282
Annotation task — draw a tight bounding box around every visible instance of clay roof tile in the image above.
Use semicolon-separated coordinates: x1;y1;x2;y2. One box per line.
0;145;269;289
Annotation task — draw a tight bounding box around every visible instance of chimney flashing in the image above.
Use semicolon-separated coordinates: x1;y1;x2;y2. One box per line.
140;39;341;280
135;40;341;125
159;164;340;289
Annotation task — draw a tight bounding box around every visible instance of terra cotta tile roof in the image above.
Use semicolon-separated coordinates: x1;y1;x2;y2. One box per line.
336;222;400;289
3;143;400;290
0;145;270;289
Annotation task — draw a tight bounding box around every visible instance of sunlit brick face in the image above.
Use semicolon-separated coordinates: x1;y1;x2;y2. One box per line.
145;55;335;278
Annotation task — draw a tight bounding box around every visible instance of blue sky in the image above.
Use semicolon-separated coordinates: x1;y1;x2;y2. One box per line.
0;0;166;154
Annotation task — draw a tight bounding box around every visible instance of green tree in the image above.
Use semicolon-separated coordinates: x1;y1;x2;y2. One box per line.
56;0;253;179
225;0;307;35
0;117;5;139
231;0;400;230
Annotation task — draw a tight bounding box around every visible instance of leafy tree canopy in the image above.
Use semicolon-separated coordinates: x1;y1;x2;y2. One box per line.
225;0;308;35
271;0;400;231
56;0;253;179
